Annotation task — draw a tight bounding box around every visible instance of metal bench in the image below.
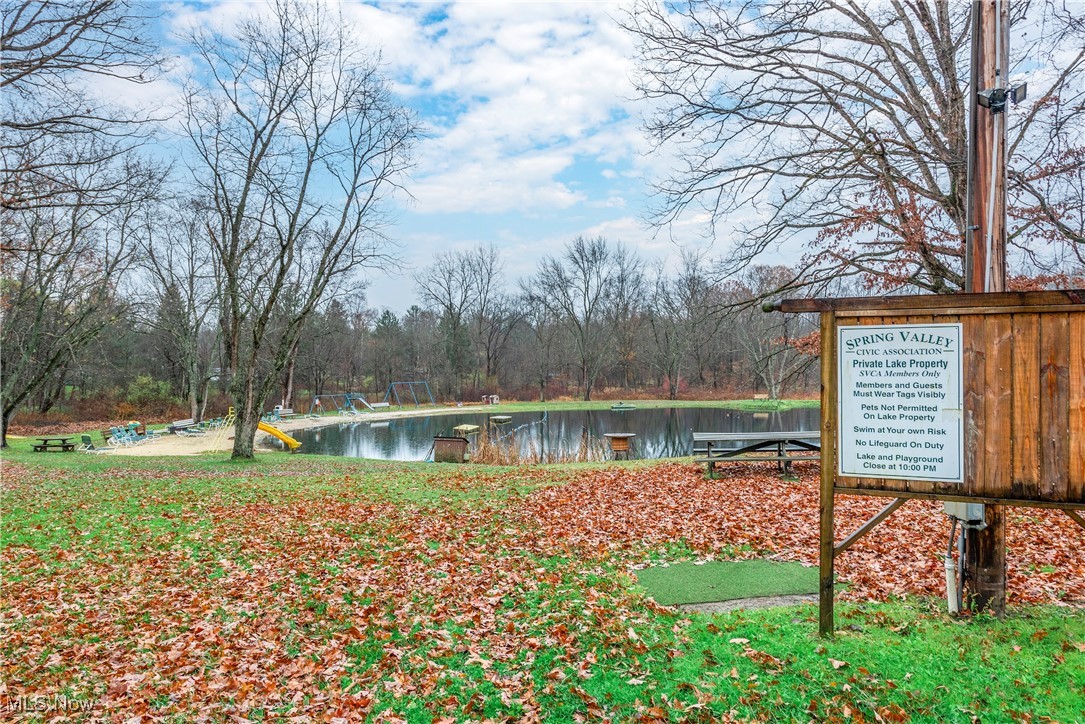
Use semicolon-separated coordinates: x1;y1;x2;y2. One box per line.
272;406;297;421
169;418;197;433
692;431;821;477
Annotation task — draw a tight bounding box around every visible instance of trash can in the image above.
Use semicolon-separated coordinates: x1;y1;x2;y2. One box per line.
433;435;469;463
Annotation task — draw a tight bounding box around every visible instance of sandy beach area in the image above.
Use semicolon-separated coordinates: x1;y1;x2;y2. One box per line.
108;406;486;456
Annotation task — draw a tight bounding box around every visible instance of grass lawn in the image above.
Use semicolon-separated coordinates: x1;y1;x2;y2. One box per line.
1;440;1082;721
635;560;819;606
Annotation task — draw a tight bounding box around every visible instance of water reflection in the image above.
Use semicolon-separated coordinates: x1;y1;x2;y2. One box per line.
291;406;819;461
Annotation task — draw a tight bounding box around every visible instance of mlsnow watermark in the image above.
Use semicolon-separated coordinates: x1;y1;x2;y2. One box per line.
6;694;94;713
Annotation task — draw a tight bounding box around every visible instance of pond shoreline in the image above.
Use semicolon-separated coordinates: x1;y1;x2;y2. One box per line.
290;402;822;462
104;399;820;457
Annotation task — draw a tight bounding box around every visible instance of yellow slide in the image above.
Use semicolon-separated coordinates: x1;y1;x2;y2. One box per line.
258;421;301;451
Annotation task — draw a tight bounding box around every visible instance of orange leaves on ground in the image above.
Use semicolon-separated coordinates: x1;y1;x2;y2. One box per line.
520;462;1085;604
2;458;1082;719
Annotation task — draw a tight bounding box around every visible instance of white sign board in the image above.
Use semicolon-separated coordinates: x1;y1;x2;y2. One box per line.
838;323;964;482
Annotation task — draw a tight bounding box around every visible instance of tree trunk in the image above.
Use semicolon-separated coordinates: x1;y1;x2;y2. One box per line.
198;379;211;422
232;400;260;459
1;407;12;449
38;364;68;415
282;339;299;408
231;370;261;460
188;358;200;422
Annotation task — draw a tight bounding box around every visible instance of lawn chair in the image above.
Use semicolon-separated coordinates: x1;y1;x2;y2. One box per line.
111;425;147;446
126;423;156;443
108;427;136;446
79;434;113;455
136;424;164;440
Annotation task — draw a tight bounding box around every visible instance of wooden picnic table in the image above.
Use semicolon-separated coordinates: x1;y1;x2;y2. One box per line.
33;436;76;452
692;430;821;477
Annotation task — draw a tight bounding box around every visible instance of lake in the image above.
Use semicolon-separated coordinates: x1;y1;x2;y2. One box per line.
289;406;820;461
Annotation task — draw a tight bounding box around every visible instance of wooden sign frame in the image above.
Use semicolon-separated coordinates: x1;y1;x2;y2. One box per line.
774;290;1085;634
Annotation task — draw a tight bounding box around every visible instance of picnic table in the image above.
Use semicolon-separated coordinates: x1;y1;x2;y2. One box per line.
692;431;821;477
33;436;76;452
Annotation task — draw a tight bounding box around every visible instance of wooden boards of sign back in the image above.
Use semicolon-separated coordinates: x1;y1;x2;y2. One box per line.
785;290;1084;507
789;290;1084;636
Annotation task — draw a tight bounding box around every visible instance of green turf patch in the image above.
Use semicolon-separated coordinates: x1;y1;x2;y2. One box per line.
635;559;818;605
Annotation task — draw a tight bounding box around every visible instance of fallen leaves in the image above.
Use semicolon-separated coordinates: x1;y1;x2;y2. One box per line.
1;457;1082;719
519;462;1085;604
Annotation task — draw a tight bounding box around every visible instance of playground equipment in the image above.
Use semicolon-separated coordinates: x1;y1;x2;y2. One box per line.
308;392;391;416
210;407;237;450
383;381;435;408
258;421;301;450
308;393;353;416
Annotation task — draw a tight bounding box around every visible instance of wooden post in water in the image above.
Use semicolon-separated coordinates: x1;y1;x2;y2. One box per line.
963;0;1009;615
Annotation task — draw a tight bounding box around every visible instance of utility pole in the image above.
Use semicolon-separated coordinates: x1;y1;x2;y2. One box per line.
963;0;1010;615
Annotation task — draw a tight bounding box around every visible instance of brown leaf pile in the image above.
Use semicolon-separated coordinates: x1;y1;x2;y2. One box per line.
520;462;1085;604
1;458;1081;720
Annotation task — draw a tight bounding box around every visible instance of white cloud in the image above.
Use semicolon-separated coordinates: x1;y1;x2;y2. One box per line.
147;1;687;310
336;1;648;216
407;151;585;214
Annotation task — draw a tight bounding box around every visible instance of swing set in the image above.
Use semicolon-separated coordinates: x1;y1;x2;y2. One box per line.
307;382;434;415
307;392;384;416
383;381;435;408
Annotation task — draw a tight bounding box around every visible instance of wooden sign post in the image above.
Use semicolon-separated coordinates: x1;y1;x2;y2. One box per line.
772;290;1085;635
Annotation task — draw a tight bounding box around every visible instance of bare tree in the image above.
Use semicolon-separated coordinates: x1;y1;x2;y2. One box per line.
369;309;404;394
138;199;220;422
0;155;162;445
1;0;162;210
399;304;441;391
607;244;647;388
183;0;417;458
730;267;817;399
520;298;563;403
465;244;505;387
646;251;718;399
523;236;629;401
0;0;165;445
475;293;523;385
623;1;1085;293
414;249;477;394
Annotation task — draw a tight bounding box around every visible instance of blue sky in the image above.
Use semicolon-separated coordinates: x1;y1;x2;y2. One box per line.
124;1;710;313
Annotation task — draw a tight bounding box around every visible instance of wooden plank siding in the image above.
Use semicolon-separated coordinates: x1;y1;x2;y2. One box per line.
985;314;1014;499
1039;313;1070;499
963;315;986;498
1011;313;1041;499
1071;313;1085;502
807;292;1084;508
